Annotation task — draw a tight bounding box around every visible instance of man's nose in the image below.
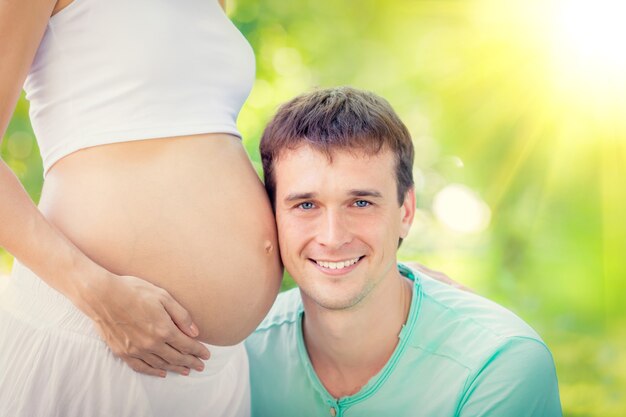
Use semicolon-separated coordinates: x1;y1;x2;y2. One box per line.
316;209;352;249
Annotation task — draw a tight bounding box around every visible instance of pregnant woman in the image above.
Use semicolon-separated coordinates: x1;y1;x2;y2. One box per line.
0;0;282;415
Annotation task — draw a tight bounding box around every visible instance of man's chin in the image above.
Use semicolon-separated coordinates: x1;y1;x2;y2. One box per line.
300;287;365;312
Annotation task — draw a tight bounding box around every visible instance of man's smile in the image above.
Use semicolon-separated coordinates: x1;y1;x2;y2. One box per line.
309;256;365;272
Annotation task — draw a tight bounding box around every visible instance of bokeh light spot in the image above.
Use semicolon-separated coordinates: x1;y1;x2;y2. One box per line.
433;184;491;233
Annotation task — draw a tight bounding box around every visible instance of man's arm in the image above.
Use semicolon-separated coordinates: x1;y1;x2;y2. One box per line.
456;338;562;417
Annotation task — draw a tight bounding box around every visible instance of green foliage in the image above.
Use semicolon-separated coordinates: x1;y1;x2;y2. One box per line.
2;1;624;414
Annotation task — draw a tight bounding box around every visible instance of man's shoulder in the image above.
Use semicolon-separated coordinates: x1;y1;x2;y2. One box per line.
421;273;541;337
245;288;302;374
409;269;549;368
253;287;303;333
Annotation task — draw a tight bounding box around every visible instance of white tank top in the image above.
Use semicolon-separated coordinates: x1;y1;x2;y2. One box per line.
24;0;255;175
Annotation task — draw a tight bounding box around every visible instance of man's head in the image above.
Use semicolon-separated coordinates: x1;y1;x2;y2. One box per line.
260;87;417;311
260;87;414;207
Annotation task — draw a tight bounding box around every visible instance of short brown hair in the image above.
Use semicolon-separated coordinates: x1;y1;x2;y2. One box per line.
260;86;414;206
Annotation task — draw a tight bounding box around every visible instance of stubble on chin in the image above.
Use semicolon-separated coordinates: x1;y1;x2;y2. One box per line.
299;280;376;312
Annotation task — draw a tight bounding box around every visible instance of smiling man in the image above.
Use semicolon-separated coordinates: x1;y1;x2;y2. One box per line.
245;87;562;417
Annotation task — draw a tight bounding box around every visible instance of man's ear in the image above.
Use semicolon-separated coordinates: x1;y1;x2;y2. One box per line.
399;187;416;239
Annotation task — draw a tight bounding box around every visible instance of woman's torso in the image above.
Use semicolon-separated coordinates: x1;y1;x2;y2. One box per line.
30;0;282;345
39;134;281;345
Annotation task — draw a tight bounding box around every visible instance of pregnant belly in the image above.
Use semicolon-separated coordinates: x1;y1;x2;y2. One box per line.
38;134;282;345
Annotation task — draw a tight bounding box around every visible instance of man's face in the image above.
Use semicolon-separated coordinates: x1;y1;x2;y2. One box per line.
274;144;415;311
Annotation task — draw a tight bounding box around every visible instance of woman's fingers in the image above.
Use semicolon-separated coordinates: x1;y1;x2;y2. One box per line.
162;332;210;371
86;273;210;377
124;357;166;378
158;342;207;373
141;353;191;376
162;297;211;361
162;295;200;338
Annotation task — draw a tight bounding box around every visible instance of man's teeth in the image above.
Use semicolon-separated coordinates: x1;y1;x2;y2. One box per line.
315;257;360;270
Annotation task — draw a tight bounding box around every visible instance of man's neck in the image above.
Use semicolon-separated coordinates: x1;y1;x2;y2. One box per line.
301;270;413;399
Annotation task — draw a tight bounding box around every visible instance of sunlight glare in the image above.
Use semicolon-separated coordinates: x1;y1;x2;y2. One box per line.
551;0;626;84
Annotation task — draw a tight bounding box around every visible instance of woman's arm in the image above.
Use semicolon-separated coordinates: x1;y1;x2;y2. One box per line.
0;0;209;377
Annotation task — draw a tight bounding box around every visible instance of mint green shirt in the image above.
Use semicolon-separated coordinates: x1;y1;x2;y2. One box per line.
245;265;562;417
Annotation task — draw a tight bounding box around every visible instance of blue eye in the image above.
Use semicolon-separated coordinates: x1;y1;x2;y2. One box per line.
299;202;315;210
354;200;371;208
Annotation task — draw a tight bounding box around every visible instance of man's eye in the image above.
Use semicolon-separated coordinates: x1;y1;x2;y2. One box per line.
354;200;371;208
298;202;315;210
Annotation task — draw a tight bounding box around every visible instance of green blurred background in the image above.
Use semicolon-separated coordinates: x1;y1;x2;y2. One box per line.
2;0;625;415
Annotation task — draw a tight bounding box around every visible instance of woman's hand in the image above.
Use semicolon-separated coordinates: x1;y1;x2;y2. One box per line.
405;262;474;293
76;270;211;378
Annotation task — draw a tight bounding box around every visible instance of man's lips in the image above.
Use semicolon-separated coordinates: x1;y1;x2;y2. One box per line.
308;256;364;271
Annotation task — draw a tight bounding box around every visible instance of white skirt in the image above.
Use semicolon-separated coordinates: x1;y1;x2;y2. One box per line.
0;261;250;417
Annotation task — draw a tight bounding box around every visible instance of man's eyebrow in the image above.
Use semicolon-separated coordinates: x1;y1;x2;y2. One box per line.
348;189;383;198
283;189;383;203
284;192;316;202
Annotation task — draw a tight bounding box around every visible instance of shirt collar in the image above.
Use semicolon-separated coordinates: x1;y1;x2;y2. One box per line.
295;263;423;406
